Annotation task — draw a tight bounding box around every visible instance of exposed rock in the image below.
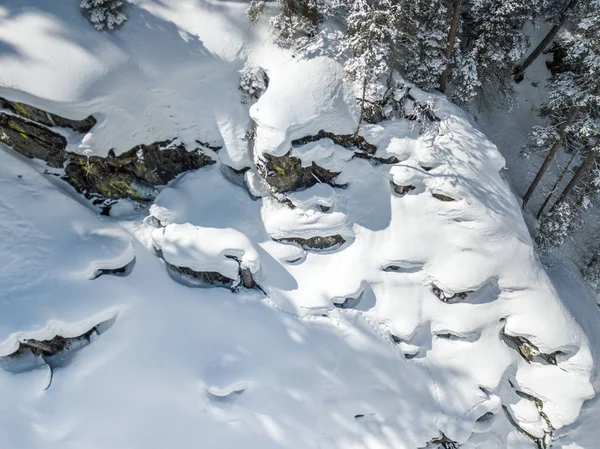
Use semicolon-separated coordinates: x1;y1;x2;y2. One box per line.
431;284;470;302
0;113;67;167
65;158;155;201
262;151;345;193
240;267;256;289
0;97;96;133
501;331;559;365
92;257;136;280
429;433;459;449
432;192;456;202
291;130;377;154
65;140;215;201
0;99;216;202
391;182;416;196
278;234;345;250
352;151;399;165
171;264;235;288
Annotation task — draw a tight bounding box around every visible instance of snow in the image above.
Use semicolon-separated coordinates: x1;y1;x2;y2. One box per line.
250;57;357;157
152;223;260;278
0;2;598;449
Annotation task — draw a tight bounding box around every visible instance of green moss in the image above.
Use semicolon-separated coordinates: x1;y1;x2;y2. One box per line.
272;164;286;175
13;102;30;118
8;121;29;140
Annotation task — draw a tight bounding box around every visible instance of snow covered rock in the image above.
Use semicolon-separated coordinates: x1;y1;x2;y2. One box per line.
152;223;260;290
0;3;597;449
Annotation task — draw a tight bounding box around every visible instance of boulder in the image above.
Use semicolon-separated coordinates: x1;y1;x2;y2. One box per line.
0;97;96;133
0;113;67;167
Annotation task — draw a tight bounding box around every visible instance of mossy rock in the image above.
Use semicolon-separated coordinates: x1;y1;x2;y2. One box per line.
0;97;96;133
0;113;67;167
262;151;343;193
65;140;215;201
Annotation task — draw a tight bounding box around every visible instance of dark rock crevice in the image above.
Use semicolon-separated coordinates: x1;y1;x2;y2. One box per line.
260;151;346;193
277;234;346;251
291;130;377;154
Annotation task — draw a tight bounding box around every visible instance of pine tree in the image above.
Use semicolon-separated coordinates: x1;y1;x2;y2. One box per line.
80;0;127;31
450;0;542;103
402;0;450;93
513;0;581;82
339;0;399;135
247;0;323;47
523;0;600;211
537;201;574;250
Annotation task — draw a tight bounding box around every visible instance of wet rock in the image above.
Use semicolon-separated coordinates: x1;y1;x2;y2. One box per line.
0;97;97;133
278;234;345;250
291;130;377;154
262;151;345;193
0;113;67;167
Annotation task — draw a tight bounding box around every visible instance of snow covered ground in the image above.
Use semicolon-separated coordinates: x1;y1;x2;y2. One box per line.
0;2;598;448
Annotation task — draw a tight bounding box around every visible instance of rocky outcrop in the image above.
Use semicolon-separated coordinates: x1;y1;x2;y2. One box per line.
0;113;67;167
0;97;97;133
278;234;345;250
261;151;345;193
391;182;416;196
65;140;215;201
291;130;377;154
0;99;216;202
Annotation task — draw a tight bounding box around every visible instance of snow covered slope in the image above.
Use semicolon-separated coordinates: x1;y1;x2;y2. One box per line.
0;1;597;448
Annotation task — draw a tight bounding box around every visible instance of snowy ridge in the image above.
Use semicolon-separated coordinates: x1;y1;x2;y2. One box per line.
0;1;596;449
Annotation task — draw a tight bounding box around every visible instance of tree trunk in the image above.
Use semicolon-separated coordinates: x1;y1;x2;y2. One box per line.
439;0;465;93
513;0;579;83
522;111;578;208
550;146;599;212
354;76;368;138
536;148;579;218
522;138;564;208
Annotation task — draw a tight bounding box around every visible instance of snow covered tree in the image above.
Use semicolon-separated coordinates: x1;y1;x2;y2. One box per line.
339;0;399;134
400;0;450;93
514;0;581;82
239;66;270;103
536;201;574;250
449;0;542;103
523;0;600;209
80;0;127;31
247;0;324;47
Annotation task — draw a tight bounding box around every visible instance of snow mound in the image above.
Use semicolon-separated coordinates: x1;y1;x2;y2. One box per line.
152;223;260;278
251;57;356;157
